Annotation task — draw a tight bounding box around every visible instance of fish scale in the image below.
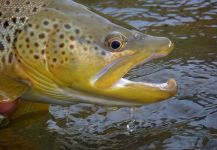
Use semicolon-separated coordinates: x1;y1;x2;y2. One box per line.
0;0;51;71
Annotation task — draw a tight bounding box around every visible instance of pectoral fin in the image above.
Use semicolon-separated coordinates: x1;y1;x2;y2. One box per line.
0;74;29;115
11;101;49;120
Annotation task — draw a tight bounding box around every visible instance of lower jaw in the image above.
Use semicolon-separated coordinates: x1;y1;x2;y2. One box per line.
22;77;177;107
102;77;178;104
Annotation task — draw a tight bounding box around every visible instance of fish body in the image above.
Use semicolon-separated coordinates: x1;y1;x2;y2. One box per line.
0;0;177;108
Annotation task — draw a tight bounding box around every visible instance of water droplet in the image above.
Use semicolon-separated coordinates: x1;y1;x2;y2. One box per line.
126;119;136;133
66;105;70;127
126;107;137;133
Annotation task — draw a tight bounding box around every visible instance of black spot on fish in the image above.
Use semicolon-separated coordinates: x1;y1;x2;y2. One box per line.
20;17;26;23
12;17;17;24
18;44;23;48
61;51;66;55
34;43;39;47
59;43;64;48
3;21;9;29
69;36;74;41
5;1;10;5
53;24;58;28
28;24;32;27
6;35;11;43
13;37;17;43
0;42;4;52
39;33;45;39
14;29;22;35
36;25;40;29
64;24;71;30
94;47;98;51
25;38;30;43
59;34;64;39
30;32;34;37
34;55;39;59
75;29;80;34
8;52;13;63
41;49;45;54
32;7;38;12
15;8;20;13
43;20;49;26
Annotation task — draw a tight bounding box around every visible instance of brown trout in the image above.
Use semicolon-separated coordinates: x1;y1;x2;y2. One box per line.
0;0;177;116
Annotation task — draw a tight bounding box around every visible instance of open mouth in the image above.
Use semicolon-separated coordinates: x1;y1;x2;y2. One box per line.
95;53;177;91
92;45;177;104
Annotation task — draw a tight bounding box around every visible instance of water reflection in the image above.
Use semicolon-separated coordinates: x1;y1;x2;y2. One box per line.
1;0;217;149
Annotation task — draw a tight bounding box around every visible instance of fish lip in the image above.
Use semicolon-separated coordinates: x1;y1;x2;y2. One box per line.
137;78;178;95
114;78;178;96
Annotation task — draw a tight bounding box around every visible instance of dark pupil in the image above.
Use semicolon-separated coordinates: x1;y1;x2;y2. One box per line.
111;41;121;49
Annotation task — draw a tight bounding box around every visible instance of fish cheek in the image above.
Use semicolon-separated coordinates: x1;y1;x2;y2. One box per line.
44;31;77;84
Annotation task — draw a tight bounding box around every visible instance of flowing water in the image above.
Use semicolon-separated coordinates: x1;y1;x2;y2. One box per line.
1;0;217;149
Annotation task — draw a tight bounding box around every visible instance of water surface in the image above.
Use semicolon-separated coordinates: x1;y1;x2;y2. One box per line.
1;0;217;149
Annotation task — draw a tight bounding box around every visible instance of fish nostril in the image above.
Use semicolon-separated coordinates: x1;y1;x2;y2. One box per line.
134;32;149;40
134;33;145;40
134;34;141;39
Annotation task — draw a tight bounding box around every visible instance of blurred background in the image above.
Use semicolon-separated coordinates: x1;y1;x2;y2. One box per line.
1;0;217;149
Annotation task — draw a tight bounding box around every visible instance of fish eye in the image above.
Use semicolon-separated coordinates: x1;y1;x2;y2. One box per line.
108;38;123;51
111;40;121;49
105;32;127;52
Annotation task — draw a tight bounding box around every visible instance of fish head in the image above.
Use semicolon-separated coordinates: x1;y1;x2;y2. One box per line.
89;29;174;89
15;1;177;106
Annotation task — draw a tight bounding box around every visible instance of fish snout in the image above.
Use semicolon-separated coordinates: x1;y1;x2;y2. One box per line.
153;37;174;57
145;35;174;57
136;34;174;57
